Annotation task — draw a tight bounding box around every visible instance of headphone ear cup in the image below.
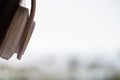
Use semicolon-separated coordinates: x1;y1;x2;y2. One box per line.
0;6;29;60
17;21;35;59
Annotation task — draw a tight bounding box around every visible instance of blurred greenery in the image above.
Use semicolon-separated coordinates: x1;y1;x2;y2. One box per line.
109;73;120;80
0;64;119;80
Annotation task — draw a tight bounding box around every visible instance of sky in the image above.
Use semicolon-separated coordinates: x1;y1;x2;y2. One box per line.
33;0;120;51
0;0;120;67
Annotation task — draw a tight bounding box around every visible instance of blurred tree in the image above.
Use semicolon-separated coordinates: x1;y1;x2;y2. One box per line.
68;56;79;80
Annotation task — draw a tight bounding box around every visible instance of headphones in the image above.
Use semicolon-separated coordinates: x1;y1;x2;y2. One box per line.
0;0;36;60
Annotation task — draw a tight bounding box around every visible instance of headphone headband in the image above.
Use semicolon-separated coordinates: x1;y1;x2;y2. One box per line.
28;0;36;26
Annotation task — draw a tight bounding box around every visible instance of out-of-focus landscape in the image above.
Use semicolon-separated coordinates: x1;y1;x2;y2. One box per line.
1;0;120;80
1;51;120;80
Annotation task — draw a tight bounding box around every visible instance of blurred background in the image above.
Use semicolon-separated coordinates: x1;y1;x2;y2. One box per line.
0;0;120;80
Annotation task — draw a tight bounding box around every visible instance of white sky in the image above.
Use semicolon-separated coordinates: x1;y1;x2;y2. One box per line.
1;0;120;67
34;0;120;50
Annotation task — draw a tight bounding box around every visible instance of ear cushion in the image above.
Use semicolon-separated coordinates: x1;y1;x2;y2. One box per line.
17;21;35;59
0;6;29;60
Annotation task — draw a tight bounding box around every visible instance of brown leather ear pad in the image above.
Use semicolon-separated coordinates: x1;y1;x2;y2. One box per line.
0;6;29;60
17;22;35;60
